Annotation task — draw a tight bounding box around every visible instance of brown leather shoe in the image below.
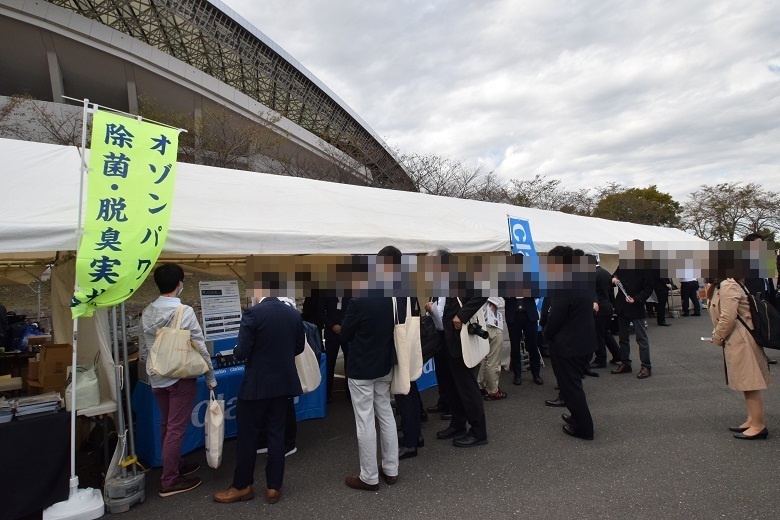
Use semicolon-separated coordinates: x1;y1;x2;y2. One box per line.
610;363;632;374
213;486;254;503
345;475;379;491
379;468;398;485
637;367;652;379
265;488;282;504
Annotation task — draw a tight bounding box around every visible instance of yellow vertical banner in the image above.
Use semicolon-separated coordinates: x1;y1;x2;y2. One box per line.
71;111;180;318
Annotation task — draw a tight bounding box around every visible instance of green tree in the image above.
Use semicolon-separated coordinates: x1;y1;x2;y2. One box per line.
592;185;681;227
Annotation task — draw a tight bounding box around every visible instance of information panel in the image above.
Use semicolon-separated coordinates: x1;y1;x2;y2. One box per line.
199;280;242;341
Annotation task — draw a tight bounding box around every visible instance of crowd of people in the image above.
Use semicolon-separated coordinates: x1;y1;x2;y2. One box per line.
135;233;778;503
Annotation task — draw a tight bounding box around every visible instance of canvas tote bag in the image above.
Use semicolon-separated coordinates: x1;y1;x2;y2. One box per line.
148;305;209;379
390;297;412;395
204;389;225;469
295;335;322;393
458;298;490;368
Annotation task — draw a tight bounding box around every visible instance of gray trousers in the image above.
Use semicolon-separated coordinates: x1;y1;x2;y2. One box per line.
618;315;651;369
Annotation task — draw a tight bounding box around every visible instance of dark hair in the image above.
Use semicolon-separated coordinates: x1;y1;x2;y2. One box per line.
153;263;184;294
743;233;765;242
377;245;402;264
547;245;574;258
573;248;585;256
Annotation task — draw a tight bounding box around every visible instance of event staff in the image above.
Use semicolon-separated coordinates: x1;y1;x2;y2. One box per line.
323;296;352;403
505;296;543;385
589;255;620;368
213;296;305;504
138;263;216;498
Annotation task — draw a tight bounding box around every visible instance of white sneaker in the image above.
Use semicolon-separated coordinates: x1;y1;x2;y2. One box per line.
256;447;268;454
256;447;297;456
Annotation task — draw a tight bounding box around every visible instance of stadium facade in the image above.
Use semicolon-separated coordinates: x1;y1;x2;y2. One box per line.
0;0;414;189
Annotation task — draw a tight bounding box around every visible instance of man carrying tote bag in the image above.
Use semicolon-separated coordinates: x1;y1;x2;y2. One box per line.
139;263;216;498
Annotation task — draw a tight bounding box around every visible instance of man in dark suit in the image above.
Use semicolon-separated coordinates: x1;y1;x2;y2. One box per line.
589;255;620;368
323;296;352;403
505;296;543;385
544;246;597;440
610;242;655;379
340;246;400;491
213;297;304;505
436;293;489;447
743;233;778;364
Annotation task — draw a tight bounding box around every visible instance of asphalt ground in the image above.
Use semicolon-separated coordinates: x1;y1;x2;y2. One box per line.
120;315;780;520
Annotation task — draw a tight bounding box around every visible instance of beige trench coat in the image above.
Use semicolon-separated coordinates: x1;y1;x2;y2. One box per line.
709;279;770;391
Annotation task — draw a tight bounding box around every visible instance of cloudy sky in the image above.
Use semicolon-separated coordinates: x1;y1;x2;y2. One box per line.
221;0;780;201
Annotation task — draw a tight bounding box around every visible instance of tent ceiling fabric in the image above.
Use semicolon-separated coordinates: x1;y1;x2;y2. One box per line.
0;138;703;277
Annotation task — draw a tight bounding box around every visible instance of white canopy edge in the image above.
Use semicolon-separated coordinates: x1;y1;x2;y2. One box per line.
0;137;703;265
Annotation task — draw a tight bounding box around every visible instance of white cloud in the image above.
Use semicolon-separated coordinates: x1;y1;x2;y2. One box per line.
221;0;780;201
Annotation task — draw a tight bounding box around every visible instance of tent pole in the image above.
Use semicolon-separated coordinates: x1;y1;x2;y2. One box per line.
110;306;127;479
120;302;138;475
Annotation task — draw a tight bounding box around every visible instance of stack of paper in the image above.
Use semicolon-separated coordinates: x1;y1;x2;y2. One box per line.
0;397;12;423
13;392;61;420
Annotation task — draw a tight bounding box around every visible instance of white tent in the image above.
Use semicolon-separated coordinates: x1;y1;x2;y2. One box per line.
0;137;701;269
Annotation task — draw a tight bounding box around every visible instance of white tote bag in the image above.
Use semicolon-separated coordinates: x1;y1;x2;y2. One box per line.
390;297;412;395
65;356;100;412
458;298;490;368
148;306;209;379
204;390;225;469
295;336;322;394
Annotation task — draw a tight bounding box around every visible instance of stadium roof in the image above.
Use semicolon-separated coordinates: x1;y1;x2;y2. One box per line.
46;0;414;190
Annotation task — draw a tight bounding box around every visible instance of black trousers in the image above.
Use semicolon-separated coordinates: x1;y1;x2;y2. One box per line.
654;289;669;322
432;334;451;412
439;352;487;439
507;314;541;376
593;315;621;364
257;398;296;450
680;281;701;315
233;397;288;490
395;382;422;448
551;355;593;437
325;331;349;400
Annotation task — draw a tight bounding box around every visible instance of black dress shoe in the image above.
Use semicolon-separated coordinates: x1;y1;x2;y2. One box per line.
436;426;466;439
728;426;748;433
658;322;671;326
562;424;593;440
583;369;600;377
440;413;452;421
545;398;566;407
769;358;778;365
426;404;446;413
533;375;544;385
398;446;418;460
452;434;488;448
561;414;573;425
611;363;632;374
733;428;768;440
399;435;425;448
589;362;607;369
512;374;522;385
420;411;429;422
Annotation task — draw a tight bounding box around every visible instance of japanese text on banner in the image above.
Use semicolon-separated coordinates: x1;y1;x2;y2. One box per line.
71;111;179;318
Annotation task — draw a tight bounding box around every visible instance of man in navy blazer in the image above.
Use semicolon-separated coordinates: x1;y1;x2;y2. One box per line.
214;297;304;505
505;296;543;385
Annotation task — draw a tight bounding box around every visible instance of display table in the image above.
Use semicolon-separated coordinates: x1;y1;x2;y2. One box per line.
0;410;70;520
132;354;326;467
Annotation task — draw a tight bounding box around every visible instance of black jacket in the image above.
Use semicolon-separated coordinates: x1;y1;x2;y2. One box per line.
323;297;352;334
543;293;597;358
442;297;489;358
504;297;540;323
595;266;615;317
234;298;305;400
612;267;653;319
340;297;396;380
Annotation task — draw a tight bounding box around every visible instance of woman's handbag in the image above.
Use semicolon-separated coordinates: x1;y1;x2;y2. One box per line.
295;336;322;394
148;305;209;379
204;389;225;469
391;297;422;395
458;298;490;368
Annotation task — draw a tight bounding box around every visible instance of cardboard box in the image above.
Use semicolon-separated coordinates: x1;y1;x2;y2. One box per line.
27;359;39;381
27;334;53;346
27;377;67;396
28;343;72;387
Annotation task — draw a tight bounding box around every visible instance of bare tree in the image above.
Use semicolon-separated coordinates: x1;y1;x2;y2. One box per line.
0;95;82;145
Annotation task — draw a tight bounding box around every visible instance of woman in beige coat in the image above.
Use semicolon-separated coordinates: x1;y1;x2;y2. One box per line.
708;278;770;440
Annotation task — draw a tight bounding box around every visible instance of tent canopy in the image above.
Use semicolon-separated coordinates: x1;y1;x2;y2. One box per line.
0;137;703;281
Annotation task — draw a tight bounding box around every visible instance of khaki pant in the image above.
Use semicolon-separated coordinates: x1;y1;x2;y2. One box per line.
478;326;504;394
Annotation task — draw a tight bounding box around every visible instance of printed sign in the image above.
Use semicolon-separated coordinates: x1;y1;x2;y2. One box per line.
507;216;537;256
199;280;242;341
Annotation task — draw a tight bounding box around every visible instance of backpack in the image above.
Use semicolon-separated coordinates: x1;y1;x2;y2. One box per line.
734;282;780;350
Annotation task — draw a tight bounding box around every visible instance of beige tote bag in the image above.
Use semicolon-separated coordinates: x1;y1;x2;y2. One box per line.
148;305;209;379
295;335;322;394
458;298;490;368
390;297;412;395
